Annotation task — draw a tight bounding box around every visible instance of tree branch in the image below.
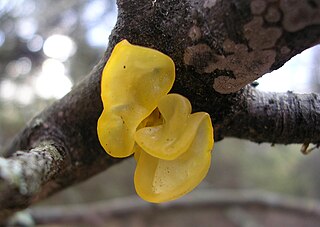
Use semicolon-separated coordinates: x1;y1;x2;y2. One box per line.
22;190;320;226
221;87;320;144
1;0;320;221
0;142;64;220
0;59;121;221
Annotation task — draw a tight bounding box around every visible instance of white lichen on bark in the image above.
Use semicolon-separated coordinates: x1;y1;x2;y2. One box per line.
0;143;62;197
184;0;320;94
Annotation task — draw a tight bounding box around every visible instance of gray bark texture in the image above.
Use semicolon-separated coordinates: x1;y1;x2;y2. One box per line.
1;0;320;222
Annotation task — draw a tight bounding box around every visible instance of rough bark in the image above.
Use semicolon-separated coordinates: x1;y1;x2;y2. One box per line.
1;0;320;221
223;87;320;144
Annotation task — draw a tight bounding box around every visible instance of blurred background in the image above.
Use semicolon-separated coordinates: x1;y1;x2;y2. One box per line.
1;0;320;225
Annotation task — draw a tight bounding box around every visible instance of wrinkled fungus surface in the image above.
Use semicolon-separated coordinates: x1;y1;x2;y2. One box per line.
135;94;211;160
98;40;214;203
134;95;213;203
97;40;175;158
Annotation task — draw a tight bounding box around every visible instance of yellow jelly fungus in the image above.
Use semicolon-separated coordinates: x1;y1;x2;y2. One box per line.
134;109;163;162
97;40;214;203
97;40;175;157
134;111;213;203
135;94;208;160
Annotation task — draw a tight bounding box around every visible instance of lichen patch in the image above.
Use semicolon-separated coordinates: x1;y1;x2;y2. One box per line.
207;41;276;93
264;6;281;23
280;0;320;32
184;0;298;94
244;17;282;50
251;0;267;15
184;44;213;71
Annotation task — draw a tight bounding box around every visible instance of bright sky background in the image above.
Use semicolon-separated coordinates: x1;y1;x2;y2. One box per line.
0;0;319;105
0;0;117;104
257;45;320;93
